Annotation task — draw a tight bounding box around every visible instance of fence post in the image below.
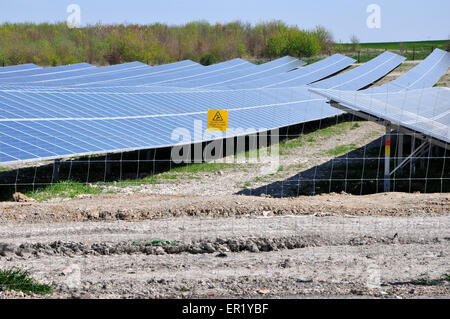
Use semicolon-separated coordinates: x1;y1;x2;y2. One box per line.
52;159;61;183
358;51;361;63
384;124;391;193
412;47;415;61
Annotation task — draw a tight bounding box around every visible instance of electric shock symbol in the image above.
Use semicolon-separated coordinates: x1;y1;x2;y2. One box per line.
212;111;224;122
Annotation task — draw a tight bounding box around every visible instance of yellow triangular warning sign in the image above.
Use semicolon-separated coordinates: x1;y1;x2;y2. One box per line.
212;111;224;121
207;110;228;131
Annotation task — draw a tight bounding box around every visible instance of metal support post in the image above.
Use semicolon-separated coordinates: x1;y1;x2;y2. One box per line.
384;124;391;192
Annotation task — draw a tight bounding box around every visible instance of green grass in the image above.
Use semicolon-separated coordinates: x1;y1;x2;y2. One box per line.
237;163;304;189
350;40;448;51
341;40;448;61
315;122;359;137
0;268;52;295
286;163;304;170
24;162;240;201
25;180;104;201
279;122;361;153
166;162;239;173
0;167;11;172
302;57;323;65
325;144;357;156
237;181;252;189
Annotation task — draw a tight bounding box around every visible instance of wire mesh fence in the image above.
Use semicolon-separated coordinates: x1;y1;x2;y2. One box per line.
1;114;448;202
338;47;439;63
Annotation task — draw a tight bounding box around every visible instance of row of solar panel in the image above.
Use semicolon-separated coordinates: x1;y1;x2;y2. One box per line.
0;49;448;164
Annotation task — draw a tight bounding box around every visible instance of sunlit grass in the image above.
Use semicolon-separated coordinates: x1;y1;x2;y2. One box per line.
0;268;52;295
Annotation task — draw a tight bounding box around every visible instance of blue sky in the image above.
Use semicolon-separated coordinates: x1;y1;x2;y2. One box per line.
1;0;449;43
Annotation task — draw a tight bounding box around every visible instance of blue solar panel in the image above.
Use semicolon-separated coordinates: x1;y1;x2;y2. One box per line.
0;63;95;83
0;61;149;85
0;64;41;75
365;49;450;93
311;51;406;90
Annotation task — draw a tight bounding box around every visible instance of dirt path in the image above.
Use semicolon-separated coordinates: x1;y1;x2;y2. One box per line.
1;192;449;223
1;208;448;299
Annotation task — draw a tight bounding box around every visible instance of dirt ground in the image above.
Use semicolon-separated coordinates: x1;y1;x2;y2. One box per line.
0;61;449;299
0;192;449;299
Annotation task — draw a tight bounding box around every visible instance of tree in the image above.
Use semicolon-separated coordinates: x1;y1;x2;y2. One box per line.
286;29;321;57
266;31;289;57
313;25;334;54
350;34;360;52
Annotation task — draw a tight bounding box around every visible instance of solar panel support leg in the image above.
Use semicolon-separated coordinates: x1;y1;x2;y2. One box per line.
410;135;416;176
52;159;60;183
105;154;111;175
420;147;425;169
397;133;403;173
145;150;156;175
384;124;391;193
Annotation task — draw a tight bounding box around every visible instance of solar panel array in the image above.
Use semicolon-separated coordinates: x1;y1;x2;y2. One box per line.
0;49;448;165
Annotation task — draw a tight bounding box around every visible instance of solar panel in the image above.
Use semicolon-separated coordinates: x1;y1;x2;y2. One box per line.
310;87;450;144
1;62;150;85
0;63;96;82
364;49;450;93
219;54;355;89
0;64;41;75
311;51;406;90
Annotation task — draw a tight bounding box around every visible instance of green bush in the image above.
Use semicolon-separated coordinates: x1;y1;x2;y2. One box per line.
267;27;321;57
200;53;218;65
